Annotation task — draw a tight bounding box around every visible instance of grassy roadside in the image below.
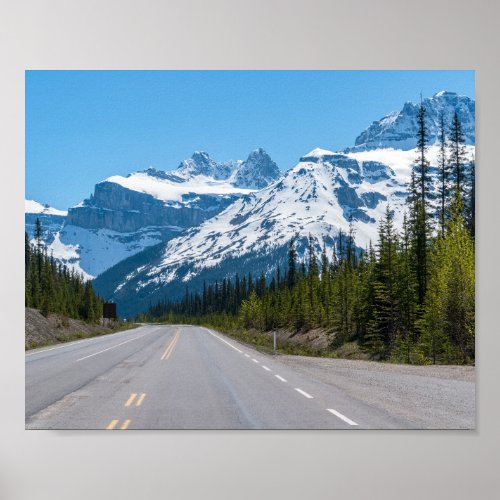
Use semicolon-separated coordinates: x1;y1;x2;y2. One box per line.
25;307;140;350
165;319;339;358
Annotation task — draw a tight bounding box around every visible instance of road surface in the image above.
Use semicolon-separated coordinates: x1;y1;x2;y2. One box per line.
25;325;473;429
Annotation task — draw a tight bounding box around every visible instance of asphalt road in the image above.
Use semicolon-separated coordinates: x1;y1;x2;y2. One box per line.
25;325;465;429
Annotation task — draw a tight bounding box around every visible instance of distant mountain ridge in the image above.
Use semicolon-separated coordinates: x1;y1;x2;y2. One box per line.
26;149;281;278
25;90;475;317
91;90;475;316
94;141;474;317
350;91;475;151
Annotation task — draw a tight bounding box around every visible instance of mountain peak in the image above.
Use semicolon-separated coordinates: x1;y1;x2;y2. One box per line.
233;148;281;189
350;90;475;151
176;150;221;179
191;150;211;162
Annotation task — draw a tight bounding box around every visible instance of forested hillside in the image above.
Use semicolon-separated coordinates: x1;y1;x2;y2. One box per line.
144;106;475;365
25;218;103;321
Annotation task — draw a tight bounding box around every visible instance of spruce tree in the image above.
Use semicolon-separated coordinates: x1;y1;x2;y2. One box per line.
466;157;475;237
411;102;431;304
448;111;467;197
372;206;399;353
437;112;449;237
286;238;297;289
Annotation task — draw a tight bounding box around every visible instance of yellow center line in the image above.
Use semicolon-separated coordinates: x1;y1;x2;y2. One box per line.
164;333;179;360
125;393;137;407
106;419;119;430
120;420;131;430
160;329;181;360
136;393;146;406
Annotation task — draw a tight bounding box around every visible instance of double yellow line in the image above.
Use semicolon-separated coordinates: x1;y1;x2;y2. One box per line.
160;328;180;361
125;392;146;407
106;419;130;430
105;329;181;429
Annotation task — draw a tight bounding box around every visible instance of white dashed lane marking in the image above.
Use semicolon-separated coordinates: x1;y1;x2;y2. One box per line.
295;388;314;399
327;409;358;426
204;327;361;427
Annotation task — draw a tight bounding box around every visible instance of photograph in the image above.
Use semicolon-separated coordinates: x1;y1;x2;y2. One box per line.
25;70;475;430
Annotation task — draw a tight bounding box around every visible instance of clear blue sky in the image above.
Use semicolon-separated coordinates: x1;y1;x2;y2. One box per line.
26;70;474;209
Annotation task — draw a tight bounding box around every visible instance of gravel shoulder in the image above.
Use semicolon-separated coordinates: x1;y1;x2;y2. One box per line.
25;307;130;349
270;355;475;429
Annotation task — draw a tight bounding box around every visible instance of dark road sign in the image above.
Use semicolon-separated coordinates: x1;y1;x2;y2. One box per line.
103;302;117;319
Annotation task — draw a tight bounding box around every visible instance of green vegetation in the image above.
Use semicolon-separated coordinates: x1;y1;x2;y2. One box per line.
141;107;476;365
25;219;103;322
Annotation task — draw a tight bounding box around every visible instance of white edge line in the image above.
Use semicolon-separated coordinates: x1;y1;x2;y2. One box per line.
327;408;359;426
26;337;103;357
252;358;259;364
262;365;271;371
203;328;243;353
76;333;148;361
295;388;314;399
275;375;287;382
26;326;152;357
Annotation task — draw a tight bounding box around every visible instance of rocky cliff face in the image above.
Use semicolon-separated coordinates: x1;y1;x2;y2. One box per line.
39;149;281;278
66;182;238;233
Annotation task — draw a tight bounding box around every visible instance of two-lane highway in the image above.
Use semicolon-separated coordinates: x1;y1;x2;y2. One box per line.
26;325;415;429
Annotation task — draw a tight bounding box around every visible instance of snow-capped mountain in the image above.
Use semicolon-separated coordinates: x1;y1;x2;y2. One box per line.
30;149;281;279
25;200;67;245
94;148;407;314
233;148;281;189
93;91;475;317
351;91;475;151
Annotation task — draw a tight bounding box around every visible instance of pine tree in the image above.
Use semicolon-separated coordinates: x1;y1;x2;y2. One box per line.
415;103;431;206
25;224;103;322
25;232;31;271
437;112;449;237
448;111;467;197
287;238;297;289
391;213;419;363
411;102;431;304
466;157;475;237
371;206;399;354
34;217;43;251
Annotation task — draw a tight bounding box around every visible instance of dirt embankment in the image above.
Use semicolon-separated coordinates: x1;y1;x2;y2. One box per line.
25;308;127;349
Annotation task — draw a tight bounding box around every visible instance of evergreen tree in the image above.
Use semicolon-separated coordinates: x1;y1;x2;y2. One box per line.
415;103;431;206
466;157;475;237
371;206;399;354
421;194;475;364
411;102;431;304
448;111;467;197
286;238;297;290
437;111;449;237
25;219;103;322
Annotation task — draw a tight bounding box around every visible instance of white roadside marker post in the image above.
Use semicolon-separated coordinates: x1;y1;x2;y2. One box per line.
273;331;277;355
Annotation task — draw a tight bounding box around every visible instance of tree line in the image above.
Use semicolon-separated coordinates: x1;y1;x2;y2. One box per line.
144;108;475;365
25;218;103;321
